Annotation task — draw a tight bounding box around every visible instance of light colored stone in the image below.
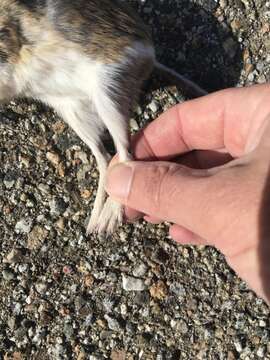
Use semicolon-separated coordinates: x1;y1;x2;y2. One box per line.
15;219;33;234
122;274;146;291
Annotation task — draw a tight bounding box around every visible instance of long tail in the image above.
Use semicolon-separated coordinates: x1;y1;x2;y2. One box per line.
154;61;208;98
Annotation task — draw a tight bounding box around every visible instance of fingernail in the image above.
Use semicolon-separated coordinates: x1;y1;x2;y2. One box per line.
124;206;143;223
105;163;133;200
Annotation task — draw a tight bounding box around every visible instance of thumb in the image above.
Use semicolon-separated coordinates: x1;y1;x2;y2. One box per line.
105;160;236;242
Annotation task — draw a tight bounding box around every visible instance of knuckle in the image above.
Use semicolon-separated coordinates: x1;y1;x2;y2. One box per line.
151;164;181;212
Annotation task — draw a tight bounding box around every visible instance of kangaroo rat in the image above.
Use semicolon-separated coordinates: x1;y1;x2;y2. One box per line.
0;0;206;235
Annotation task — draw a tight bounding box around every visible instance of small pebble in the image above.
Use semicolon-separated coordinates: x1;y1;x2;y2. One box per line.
15;219;33;234
2;269;16;281
4;178;15;189
129;118;139;131
63;265;73;274
132;262;148;277
35;282;48;295
256;61;264;72
257;74;266;84
122;275;146;291
4;249;23;263
104;315;122;332
148;100;159;113
219;0;227;9
149;281;168;300
257;346;265;358
27;226;48;250
248;71;255;82
234;340;243;353
46;151;60;167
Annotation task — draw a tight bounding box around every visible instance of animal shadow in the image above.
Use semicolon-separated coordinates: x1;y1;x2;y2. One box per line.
131;0;242;92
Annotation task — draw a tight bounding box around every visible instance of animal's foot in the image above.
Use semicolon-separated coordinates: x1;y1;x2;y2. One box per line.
86;215;98;236
96;197;123;235
86;199;104;235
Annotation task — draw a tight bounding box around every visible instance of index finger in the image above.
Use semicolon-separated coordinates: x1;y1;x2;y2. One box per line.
132;84;270;160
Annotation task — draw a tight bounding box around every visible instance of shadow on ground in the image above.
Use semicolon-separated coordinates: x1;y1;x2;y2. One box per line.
133;0;242;92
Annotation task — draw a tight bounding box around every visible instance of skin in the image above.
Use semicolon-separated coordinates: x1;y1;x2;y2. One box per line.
106;84;270;305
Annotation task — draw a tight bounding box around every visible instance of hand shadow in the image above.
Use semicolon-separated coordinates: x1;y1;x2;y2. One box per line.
131;0;242;93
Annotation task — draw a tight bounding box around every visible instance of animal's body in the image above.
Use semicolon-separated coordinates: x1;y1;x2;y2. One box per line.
0;0;206;234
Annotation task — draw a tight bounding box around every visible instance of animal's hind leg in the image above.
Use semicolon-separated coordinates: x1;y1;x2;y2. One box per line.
93;57;153;234
86;143;111;234
93;95;131;234
50;99;111;234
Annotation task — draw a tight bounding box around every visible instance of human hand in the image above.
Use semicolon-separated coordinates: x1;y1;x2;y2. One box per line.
106;84;270;304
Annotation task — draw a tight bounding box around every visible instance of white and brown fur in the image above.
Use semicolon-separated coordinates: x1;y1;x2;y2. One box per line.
0;0;206;235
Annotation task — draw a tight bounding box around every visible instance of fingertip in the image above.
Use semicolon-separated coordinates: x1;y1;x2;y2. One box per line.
105;162;134;201
124;206;143;223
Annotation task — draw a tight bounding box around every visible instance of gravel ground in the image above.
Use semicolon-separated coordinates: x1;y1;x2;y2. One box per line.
1;0;270;359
